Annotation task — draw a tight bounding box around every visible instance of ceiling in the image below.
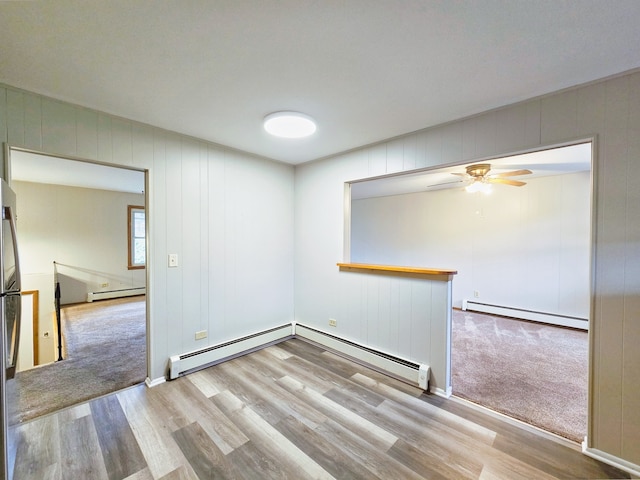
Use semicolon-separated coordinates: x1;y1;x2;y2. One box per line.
351;142;591;200
10;150;145;194
1;2;640;165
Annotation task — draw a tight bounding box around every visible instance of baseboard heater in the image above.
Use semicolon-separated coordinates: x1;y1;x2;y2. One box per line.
87;287;146;302
462;299;588;330
168;324;293;380
295;324;430;390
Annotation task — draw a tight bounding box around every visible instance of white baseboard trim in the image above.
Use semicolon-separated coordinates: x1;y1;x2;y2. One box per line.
582;444;640;477
430;385;452;398
145;376;166;388
462;299;588;330
87;287;146;303
294;323;429;390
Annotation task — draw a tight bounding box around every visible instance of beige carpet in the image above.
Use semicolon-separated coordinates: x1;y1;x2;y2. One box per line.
7;296;146;425
451;309;588;442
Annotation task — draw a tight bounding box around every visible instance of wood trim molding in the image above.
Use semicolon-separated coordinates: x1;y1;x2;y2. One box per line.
337;263;457;276
128;205;146;270
21;290;39;365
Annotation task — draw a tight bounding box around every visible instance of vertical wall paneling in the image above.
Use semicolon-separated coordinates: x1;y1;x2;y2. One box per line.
439;123;463;164
23;94;42;150
495;102;536;154
423;128;442;166
388;278;400;354
4;66;640;468
198;141;210;336
207;146;226;341
473;111;497;158
165;134;184;353
540;89;579;144
294;70;640;467
342;182;351;264
0;85;295;384
402;134;417;171
577;83;606;138
427;278;452;392
111;118;133;166
130;123;154;376
576;81;606;449
594;75;629;455
409;280;429;364
130;123;155;170
41;98;76;157
75;108;99;161
622;72;640;458
385;138;404;174
523;100;542;148
0;88;7;156
97;114;113;164
367;143;387;176
461;117;476;161
414;130;429;169
180;139;202;351
222;151;239;334
7;90;24;146
150;131;168;377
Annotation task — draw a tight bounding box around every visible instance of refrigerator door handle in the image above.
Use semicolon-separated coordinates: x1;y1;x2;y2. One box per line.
3;204;22;379
4;206;21;293
4;295;21;380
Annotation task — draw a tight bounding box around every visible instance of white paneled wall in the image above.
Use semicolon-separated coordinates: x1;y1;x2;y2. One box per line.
3;69;640;469
295;71;640;467
351;172;591;319
0;87;295;382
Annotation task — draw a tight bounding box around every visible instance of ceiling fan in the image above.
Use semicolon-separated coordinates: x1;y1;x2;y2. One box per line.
430;163;532;193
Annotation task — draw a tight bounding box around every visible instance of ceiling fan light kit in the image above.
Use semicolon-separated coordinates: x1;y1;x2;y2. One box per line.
465;180;492;194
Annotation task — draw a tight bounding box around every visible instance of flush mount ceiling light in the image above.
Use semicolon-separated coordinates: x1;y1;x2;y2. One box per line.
263;111;317;138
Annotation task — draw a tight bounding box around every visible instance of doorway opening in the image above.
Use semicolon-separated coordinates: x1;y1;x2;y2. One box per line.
5;146;149;423
347;139;593;442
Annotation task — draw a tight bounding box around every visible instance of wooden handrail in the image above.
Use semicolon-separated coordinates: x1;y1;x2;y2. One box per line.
337;263;457;276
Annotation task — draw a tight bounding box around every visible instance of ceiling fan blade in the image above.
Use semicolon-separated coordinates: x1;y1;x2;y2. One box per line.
427;179;465;188
451;172;468;177
488;178;526;187
492;169;532;177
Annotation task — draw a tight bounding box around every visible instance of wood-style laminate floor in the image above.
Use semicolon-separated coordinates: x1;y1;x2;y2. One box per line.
9;339;630;479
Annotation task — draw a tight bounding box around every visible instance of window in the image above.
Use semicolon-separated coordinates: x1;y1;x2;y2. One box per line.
128;205;146;269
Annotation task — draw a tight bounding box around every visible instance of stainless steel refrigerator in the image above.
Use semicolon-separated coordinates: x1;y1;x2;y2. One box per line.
0;179;21;480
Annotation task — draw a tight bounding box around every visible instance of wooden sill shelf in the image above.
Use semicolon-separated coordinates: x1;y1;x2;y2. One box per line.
337;263;457;276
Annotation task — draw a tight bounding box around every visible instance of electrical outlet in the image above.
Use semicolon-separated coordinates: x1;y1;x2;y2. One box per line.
195;330;207;340
168;254;179;267
329;318;337;327
474;291;480;298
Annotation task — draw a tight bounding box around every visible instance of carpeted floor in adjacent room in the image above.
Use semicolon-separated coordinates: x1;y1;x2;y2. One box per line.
451;309;588;442
7;296;146;425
